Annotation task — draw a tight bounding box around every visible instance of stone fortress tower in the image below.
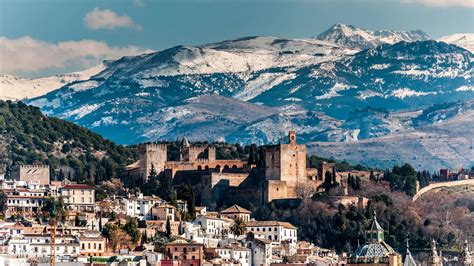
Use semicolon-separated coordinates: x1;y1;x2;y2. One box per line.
264;131;308;202
138;143;167;181
13;164;50;185
179;136;216;162
265;130;306;184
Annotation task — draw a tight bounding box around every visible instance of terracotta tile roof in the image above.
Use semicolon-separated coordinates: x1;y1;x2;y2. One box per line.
62;184;94;189
245;220;297;229
220;204;251;214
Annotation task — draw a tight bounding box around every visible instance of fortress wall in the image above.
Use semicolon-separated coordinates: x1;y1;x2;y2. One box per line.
13;165;50;185
413;179;474;201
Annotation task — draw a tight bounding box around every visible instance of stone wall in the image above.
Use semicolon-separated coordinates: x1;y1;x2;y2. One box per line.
264;180;297;202
13;165;50;185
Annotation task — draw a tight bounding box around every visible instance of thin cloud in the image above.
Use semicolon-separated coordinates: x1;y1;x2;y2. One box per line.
401;0;474;8
133;0;145;7
84;8;142;30
0;36;154;76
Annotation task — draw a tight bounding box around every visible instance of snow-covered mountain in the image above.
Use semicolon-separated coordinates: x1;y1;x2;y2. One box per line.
17;24;473;169
0;64;105;101
27;38;473;145
316;23;430;49
438;33;474;52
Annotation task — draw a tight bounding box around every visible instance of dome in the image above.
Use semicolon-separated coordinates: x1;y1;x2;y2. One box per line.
355;241;396;261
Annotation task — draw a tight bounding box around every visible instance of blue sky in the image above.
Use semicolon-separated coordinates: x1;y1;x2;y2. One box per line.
1;0;473;77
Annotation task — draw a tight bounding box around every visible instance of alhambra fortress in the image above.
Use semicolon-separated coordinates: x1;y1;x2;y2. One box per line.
124;131;341;207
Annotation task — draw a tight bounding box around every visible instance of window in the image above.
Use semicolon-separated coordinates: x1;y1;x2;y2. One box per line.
99;244;102;250
263;228;265;232
88;243;91;249
82;243;85;249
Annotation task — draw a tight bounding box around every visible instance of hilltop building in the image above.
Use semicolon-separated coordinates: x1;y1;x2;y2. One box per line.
349;214;402;265
124;131;329;206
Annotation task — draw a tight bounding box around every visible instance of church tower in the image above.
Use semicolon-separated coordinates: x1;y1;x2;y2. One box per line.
462;240;472;266
428;239;442;266
180;136;191;162
366;212;385;243
403;240;417;266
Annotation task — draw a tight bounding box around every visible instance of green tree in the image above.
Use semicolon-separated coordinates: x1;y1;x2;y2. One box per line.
123;218;142;245
0;190;6;212
230;217;247;237
323;171;333;192
166;217;172;237
143;164;159;195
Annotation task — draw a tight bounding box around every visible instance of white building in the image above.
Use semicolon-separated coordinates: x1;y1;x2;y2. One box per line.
181;221;221;248
8;234;80;261
195;215;232;238
4;187;47;217
122;193;164;220
245;220;298;255
60;184;95;212
215;246;251;266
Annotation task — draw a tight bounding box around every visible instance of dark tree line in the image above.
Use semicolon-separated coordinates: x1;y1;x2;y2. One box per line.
384;164;432;196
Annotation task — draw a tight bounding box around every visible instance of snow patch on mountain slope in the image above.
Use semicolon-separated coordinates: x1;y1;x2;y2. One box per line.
438;33;474;52
456;85;474;92
390;88;436;99
61;103;103;119
0;64;104;100
357;89;383;100
68;80;100;92
315;82;352;100
234;73;296;101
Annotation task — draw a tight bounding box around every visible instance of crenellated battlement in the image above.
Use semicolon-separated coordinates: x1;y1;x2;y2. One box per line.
143;143;167;149
195;158;211;163
19;164;50;169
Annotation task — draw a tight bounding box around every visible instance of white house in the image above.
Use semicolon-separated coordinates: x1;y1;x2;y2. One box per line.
4;188;47;218
245;220;298;255
122;193;164;220
215;246;251;266
60;184;95;213
8;234;80;261
195;215;233;238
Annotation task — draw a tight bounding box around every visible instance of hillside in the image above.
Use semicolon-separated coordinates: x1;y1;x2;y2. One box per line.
0;100;139;183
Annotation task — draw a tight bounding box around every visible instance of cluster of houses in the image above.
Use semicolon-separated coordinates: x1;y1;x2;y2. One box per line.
0;165;344;266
